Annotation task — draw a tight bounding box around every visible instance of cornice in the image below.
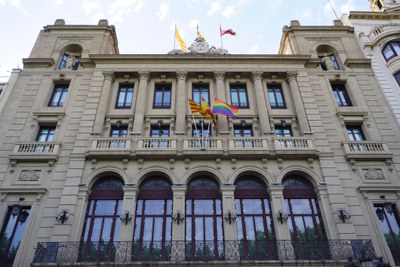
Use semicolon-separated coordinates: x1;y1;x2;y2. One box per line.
348;11;400;20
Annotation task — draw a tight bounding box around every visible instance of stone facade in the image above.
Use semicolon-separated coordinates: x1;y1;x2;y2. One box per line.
0;19;399;267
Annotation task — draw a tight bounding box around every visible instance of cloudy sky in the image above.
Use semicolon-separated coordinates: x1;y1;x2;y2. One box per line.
0;0;370;82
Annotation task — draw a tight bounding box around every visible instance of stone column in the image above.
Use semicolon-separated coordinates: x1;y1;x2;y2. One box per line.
92;71;114;134
221;185;240;261
175;71;188;135
132;71;150;135
286;71;310;134
252;71;271;135
171;185;186;261
214;71;229;134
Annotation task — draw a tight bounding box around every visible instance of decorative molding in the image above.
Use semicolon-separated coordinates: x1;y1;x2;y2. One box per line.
363;168;385;180
185;158;190;170
102;71;115;82
251;71;263;81
231;158;236;169
169;159;175;170
138;70;150;81
214;71;225;81
19;170;41;181
286;71;298;81
176;71;187;80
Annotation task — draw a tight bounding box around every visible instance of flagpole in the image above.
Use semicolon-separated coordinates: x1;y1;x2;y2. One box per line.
219;24;223;49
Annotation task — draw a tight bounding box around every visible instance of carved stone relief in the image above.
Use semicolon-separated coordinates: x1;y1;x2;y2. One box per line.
19;170;41;181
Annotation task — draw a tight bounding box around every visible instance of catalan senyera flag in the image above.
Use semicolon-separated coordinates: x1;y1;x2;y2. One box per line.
201;97;217;125
212;98;239;118
189;98;202;114
175;25;187;52
197;24;206;42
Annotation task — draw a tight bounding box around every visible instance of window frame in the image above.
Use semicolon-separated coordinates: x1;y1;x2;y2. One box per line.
36;126;56;142
274;125;292;137
230;84;249;108
110;125;128;138
192;84;210;106
115;85;134;109
394;70;400;86
331;83;352;107
382;41;400;61
48;84;69;107
153;83;172;109
346;125;366;141
267;84;286;109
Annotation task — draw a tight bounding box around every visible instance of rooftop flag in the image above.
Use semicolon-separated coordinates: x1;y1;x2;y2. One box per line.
197;24;206;42
175;25;187;52
220;27;236;36
212;98;239;118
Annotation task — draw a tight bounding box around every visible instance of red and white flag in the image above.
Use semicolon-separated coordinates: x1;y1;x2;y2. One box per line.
220;28;236;36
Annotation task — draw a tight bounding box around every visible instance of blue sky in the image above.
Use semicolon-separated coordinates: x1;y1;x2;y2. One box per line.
0;0;371;82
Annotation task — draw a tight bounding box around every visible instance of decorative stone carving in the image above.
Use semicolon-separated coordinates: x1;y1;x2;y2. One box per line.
251;71;262;81
19;170;41;181
214;71;225;81
138;70;150;81
287;71;298;81
102;71;115;82
364;168;385;180
168;38;228;55
176;71;187;80
170;241;185;261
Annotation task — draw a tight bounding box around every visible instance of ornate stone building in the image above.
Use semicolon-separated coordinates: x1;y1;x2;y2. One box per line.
342;0;400;124
0;18;399;267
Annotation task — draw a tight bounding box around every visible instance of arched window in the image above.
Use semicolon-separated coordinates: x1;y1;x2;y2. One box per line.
283;175;328;260
133;176;172;261
80;177;124;262
382;41;400;61
185;176;224;261
59;44;82;70
234;176;276;260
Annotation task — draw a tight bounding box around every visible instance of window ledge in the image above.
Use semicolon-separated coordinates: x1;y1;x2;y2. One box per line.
23;58;55;68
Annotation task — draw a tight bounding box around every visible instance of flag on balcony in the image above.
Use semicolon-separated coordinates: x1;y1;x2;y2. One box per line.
175;24;187;52
212;98;239;118
201;97;217;125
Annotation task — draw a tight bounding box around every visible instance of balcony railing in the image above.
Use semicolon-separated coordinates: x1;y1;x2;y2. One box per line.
32;239;375;264
137;138;176;150
87;138;131;158
273;137;317;157
229;138;268;150
9;142;62;161
341;141;393;160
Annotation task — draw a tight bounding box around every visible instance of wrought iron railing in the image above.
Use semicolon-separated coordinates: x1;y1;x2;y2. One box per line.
32;239;376;264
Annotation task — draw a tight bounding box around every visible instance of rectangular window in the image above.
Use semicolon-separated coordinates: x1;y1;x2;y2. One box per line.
49;84;68;107
153;84;171;108
192;125;211;138
268;84;286;109
332;84;352;106
36;126;56;142
346;125;365;141
150;126;170;137
110;126;128;138
230;84;249;108
234;126;253;137
116;85;134;109
193;84;209;105
275;125;292;137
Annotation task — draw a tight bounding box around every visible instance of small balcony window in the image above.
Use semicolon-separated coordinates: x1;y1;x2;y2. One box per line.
267;84;286;109
153;84;171;108
346;125;366;141
116;85;134;109
331;83;352;107
230;84;249;108
36;126;55;142
49;84;68;107
382;41;400;61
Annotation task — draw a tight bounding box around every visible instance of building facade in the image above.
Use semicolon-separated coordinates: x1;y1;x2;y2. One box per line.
0;19;399;267
342;0;400;124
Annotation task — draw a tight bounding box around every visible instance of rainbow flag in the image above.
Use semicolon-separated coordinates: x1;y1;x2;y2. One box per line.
212;98;239;118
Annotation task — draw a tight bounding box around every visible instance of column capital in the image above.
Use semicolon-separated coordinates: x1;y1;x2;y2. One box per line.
176;71;188;81
251;71;263;81
287;71;298;81
102;71;115;82
214;70;225;81
138;70;150;81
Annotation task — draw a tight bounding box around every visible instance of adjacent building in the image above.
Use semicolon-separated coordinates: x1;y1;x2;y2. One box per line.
342;0;400;124
0;18;399;267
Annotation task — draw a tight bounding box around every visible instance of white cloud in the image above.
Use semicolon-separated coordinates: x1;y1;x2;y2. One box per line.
339;0;355;14
222;5;234;18
238;0;250;5
189;19;199;29
301;9;311;19
249;44;260;54
207;2;220;16
108;0;145;23
0;0;5;5
54;0;63;6
156;3;170;21
82;0;101;15
10;0;29;15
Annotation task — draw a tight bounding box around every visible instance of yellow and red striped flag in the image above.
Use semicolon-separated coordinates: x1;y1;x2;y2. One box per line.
175;25;187;52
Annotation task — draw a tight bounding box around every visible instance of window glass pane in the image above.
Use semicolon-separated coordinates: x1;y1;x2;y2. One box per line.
113;219;120;241
95;200;116;216
245;217;255;240
136;200;143;214
254;216;265;240
164;90;171;106
242;199;262;214
125;88;133;106
143;217;154;241
195;218;204;241
216;217;223;241
216;199;222;215
101;218;112;242
290;199;312;214
294;217;306;240
235;200;241;215
186;217;192;241
134;218;141;241
263;199;271;214
186;200;192;215
205;217;214;240
194;200;213;215
153;218;163;241
91;218;102;241
383;45;395;60
83;218;91;241
165;217;172;241
236;217;244;240
166;200;172;215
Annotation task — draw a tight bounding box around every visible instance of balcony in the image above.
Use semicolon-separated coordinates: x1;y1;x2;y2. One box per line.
341;141;393;160
183;138;224;157
9;142;62;162
273;137;317;158
228;138;269;155
136;138;177;156
87;138;131;158
32;239;375;265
